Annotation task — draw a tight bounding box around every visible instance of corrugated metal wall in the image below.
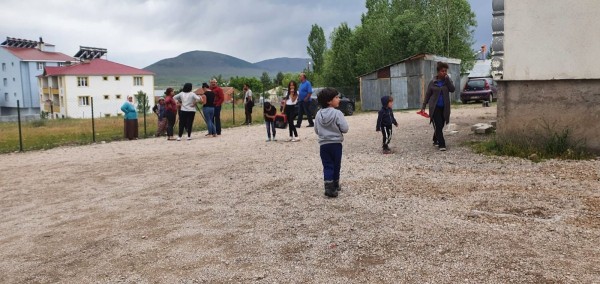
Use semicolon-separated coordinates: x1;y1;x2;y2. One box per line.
361;56;461;111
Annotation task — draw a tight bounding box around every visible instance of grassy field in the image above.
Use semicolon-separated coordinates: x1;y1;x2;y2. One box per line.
0;104;266;153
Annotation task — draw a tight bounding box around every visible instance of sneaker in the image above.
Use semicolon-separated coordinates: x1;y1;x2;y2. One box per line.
266;137;271;142
187;137;191;140
272;137;277;141
383;149;392;154
176;137;181;141
287;137;293;142
439;147;447;151
292;137;298;142
433;141;439;147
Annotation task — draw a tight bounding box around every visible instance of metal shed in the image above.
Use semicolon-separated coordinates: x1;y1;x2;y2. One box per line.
359;54;461;111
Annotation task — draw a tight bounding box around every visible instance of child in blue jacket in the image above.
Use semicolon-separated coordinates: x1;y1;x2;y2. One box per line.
376;96;398;154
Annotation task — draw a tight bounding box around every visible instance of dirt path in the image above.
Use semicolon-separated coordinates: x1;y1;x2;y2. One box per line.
1;105;599;283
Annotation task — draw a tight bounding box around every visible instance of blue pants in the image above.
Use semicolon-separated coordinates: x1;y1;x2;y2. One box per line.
296;100;313;126
265;121;276;138
203;107;216;135
320;143;342;181
432;107;446;147
214;106;222;135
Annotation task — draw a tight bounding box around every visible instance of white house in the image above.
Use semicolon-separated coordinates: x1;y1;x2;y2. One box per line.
0;37;73;119
39;59;155;118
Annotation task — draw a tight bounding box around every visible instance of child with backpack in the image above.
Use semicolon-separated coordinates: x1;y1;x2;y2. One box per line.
314;88;349;198
263;101;277;142
376;96;398;154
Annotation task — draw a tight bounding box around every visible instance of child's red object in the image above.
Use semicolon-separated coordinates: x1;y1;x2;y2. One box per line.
274;114;287;129
417;110;430;118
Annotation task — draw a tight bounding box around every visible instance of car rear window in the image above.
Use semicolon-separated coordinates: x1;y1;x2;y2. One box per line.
466;80;486;89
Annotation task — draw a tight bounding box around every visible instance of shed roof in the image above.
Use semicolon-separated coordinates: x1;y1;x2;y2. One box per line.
2;46;74;62
358;53;462;78
42;58;154;76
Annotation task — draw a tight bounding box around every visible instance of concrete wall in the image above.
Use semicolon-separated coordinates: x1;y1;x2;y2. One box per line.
504;0;600;80
497;80;600;153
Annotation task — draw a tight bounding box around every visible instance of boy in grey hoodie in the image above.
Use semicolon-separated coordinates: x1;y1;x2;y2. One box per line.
314;88;349;198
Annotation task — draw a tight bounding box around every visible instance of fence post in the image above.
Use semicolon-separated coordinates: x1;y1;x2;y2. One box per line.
91;97;96;142
17;100;23;152
143;95;147;138
232;91;235;125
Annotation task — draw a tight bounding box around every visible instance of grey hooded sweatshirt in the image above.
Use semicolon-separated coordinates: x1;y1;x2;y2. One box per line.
314;107;349;146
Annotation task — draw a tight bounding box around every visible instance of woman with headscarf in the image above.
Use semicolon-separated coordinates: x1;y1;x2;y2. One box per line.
120;95;138;140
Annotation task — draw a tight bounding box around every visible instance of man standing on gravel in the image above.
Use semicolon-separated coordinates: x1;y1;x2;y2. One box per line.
296;73;314;128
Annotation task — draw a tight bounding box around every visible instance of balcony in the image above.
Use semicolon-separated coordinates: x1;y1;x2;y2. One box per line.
43;104;61;113
42;87;59;95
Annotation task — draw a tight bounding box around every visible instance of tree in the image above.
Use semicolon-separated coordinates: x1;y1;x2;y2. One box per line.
324;22;357;87
307;24;326;75
260;72;272;92
134;90;149;113
274;72;284;87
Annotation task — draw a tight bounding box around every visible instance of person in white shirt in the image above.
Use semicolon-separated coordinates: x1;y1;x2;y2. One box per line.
281;81;299;141
173;83;202;141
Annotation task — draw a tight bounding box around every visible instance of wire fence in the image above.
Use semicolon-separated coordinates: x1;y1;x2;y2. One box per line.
0;99;253;154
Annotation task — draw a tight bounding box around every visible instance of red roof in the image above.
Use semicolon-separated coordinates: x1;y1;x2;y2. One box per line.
43;59;154;76
2;46;74;62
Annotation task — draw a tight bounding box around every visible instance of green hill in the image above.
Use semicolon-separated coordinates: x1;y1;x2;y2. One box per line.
144;50;309;88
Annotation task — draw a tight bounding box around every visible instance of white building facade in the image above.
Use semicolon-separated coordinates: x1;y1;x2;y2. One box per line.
40;59;154;119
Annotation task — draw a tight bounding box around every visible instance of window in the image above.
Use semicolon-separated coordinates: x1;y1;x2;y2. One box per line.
3;78;6;87
37;62;45;70
78;96;90;106
115;94;122;99
4;93;8;101
1;63;5;71
103;76;108;81
58;62;64;67
77;77;88;87
13;78;15;82
104;95;109;100
133;76;143;86
104;114;111;118
115;76;120;81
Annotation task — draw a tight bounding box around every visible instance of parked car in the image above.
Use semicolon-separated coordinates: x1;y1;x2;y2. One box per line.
461;77;497;104
308;87;356;118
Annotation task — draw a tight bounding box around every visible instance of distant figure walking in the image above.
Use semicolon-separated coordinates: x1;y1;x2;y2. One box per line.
120;95;138;140
173;83;201;141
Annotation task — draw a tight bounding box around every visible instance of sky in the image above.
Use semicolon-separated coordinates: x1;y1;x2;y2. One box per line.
1;0;492;69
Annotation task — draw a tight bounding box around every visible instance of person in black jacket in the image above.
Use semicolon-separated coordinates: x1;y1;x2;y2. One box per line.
376;96;398;154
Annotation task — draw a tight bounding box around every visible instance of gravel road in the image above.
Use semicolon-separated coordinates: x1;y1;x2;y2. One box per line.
1;104;599;283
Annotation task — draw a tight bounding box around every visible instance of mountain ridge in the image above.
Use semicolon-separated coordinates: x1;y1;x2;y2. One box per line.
144;51;309;87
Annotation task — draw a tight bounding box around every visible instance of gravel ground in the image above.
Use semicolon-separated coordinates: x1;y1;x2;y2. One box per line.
1;104;599;283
